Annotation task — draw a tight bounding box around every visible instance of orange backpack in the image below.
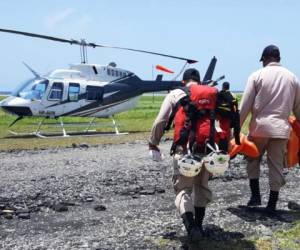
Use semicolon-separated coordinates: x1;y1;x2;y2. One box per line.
172;85;218;153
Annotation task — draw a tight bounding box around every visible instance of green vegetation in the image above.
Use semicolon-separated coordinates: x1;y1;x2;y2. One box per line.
273;221;300;250
254;221;300;250
0;94;248;150
0;95;166;150
151;222;300;250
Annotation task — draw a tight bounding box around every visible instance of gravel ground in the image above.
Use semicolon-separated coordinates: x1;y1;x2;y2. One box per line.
0;140;300;250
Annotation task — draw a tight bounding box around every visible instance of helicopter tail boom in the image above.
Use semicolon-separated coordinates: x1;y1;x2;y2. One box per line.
140;80;182;93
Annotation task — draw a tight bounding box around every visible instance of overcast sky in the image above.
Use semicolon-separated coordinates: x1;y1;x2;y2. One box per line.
0;0;300;91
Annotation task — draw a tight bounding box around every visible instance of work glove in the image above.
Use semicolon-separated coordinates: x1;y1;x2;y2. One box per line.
149;143;164;162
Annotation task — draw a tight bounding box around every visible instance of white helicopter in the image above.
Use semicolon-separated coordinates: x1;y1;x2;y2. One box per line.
0;28;217;138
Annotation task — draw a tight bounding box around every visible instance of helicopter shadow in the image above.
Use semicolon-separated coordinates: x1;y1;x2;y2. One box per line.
227;205;300;224
161;225;255;250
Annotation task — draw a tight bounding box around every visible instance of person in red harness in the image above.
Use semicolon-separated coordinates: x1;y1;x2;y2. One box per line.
149;68;232;242
149;69;205;241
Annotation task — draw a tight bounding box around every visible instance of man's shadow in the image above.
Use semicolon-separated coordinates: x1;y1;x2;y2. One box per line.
162;225;256;250
227;205;300;224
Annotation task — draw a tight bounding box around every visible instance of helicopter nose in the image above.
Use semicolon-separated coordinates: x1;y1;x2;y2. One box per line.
1;105;32;116
0;97;33;116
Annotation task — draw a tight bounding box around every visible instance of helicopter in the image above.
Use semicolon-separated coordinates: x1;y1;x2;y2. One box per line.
0;28;218;137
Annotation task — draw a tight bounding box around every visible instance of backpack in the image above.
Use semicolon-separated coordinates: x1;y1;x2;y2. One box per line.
171;84;218;155
216;90;240;145
216;90;238;118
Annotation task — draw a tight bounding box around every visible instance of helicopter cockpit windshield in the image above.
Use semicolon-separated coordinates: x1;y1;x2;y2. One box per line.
12;78;49;100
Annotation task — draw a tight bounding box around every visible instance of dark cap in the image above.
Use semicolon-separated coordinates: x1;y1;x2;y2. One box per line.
260;45;280;62
182;68;200;82
222;81;230;90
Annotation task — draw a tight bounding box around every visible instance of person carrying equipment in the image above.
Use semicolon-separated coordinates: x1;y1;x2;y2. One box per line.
149;68;231;242
149;69;204;242
216;81;241;152
240;45;300;214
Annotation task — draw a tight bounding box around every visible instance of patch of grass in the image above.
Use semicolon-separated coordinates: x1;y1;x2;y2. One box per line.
253;221;300;250
0;95;166;151
0;95;164;132
152;237;173;248
273;221;300;250
0;132;153;151
151;223;300;250
255;237;273;250
0;94;248;151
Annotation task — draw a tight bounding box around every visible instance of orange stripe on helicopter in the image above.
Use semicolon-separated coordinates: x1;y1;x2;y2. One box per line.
155;64;174;74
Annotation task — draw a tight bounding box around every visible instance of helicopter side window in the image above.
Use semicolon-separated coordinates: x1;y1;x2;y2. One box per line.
111;70;115;77
115;71;119;77
68;83;80;101
86;86;103;102
107;68;111;76
48;82;63;101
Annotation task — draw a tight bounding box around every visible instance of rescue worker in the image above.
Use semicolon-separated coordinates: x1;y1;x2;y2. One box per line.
216;81;240;152
148;68;210;242
240;45;300;213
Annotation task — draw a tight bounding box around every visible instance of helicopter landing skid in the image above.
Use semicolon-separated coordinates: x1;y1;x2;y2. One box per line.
111;117;128;135
8;117;70;138
7;116;128;138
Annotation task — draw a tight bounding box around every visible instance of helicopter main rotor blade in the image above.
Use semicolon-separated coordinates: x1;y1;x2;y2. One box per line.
91;44;198;64
0;28;81;45
0;28;198;64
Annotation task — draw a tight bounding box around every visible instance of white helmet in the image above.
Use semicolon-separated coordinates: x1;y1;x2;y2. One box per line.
177;154;203;177
203;144;230;175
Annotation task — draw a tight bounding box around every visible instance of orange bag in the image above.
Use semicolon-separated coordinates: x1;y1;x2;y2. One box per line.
287;129;299;168
287;116;300;168
229;133;260;158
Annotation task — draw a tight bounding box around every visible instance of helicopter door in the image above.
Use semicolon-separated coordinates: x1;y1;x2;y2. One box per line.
68;83;80;102
86;85;104;104
42;82;65;117
61;82;82;114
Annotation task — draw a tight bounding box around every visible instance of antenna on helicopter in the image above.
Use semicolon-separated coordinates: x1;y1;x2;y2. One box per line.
0;28;198;64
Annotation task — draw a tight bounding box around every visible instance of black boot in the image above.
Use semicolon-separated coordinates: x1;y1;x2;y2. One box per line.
265;190;279;214
288;201;300;211
181;212;202;242
247;179;261;206
194;207;205;232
